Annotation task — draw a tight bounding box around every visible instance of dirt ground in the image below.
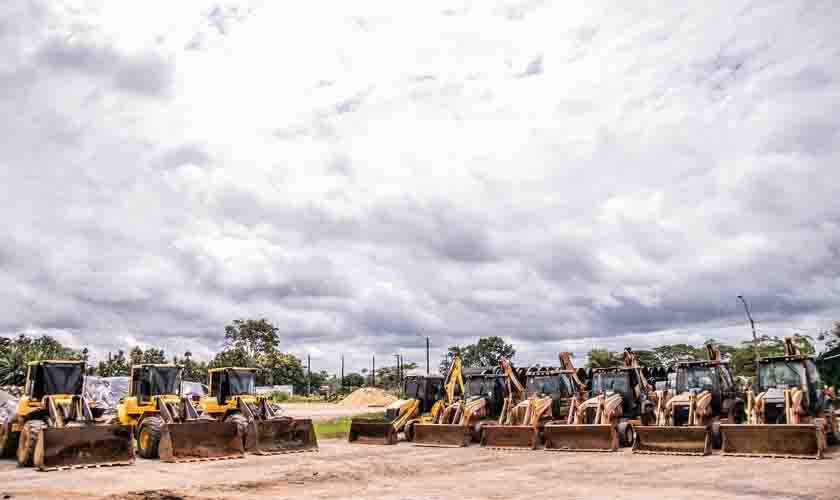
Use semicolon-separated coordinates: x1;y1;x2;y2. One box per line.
1;439;837;500
279;402;382;421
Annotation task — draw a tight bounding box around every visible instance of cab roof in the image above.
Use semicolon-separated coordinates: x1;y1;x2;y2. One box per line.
208;367;258;373
758;355;812;364
676;360;729;368
26;359;84;366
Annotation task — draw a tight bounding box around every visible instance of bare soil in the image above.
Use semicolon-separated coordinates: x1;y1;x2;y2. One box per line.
279;402;382;421
1;439;837;500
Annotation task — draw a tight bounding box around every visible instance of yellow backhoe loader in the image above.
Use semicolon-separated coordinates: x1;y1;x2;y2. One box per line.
479;356;579;450
544;348;655;452
200;367;317;454
411;356;487;447
633;344;743;456
719;337;837;459
348;374;444;445
117;364;244;462
0;360;134;471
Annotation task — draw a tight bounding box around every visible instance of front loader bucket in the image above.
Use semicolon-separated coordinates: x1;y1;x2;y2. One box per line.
159;420;244;462
35;424;135;471
633;426;710;456
720;424;823;459
411;423;470;447
348;418;397;445
543;424;618;452
480;425;539;450
246;418;318;454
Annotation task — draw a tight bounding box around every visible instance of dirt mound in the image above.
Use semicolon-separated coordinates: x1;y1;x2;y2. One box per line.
338;387;397;407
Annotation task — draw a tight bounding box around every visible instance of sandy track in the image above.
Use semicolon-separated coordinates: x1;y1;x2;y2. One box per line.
1;440;837;500
278;402;383;421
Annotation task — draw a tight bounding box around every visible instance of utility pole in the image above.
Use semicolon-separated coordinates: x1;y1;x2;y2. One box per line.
737;295;760;378
426;336;430;375
372;355;376;387
307;354;311;396
394;353;401;395
340;355;344;389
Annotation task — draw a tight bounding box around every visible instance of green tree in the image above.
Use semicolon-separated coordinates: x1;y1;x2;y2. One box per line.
223;319;280;365
376;362;418;390
343;372;364;387
173;351;208;384
439;336;516;374
585;349;621;368
129;346;144;366
258;352;306;391
96;350;130;377
210;346;253;370
651;344;704;366
0;335;82;385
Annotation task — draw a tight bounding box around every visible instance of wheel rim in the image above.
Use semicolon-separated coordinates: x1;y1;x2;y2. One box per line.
17;429;28;462
139;429;150;452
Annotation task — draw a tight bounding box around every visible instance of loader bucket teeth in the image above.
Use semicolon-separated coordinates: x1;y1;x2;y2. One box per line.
35;424;135;471
158;421;244;462
543;424;618;452
480;425;539;450
411;423;470;447
632;426;710;456
720;424;824;459
348;419;398;445
246;419;318;454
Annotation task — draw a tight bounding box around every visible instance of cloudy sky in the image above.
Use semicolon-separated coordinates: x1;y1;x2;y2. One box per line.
1;0;838;373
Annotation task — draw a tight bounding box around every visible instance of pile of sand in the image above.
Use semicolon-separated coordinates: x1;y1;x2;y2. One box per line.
338;387;398;407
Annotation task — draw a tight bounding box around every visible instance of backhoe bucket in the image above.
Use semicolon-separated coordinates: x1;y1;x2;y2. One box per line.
411;423;470;447
35;424;135;471
480;425;539;450
543;424;618;452
246;418;318;454
720;424;823;459
348;418;397;445
633;426;710;456
159;420;244;462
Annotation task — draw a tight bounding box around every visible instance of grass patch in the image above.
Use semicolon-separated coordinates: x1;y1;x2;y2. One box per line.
314;411;385;439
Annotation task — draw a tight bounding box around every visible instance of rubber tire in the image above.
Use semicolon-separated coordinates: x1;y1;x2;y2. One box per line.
137;417;162;459
0;422;19;458
404;421;415;442
622;423;635;448
711;423;722;450
17;420;45;467
225;413;249;448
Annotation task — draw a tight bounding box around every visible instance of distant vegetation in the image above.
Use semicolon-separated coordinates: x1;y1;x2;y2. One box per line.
1;321;839;390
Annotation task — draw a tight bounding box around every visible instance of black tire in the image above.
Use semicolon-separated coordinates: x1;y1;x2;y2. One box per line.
826;414;839;446
17;420;45;467
137;417;162;459
711;423;722;450
622;423;635;448
404;421;415;442
0;422;19;458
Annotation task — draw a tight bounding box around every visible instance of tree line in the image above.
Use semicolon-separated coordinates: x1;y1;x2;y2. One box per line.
2;320;839;392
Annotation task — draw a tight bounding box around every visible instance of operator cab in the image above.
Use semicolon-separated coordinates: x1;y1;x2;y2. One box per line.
402;375;444;413
590;367;644;415
25;360;85;399
209;367;258;405
756;355;822;413
675;361;735;415
129;364;182;403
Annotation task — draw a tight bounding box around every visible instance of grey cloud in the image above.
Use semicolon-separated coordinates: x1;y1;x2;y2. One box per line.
1;1;839;372
158;144;212;169
36;36;174;97
518;55;543;78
